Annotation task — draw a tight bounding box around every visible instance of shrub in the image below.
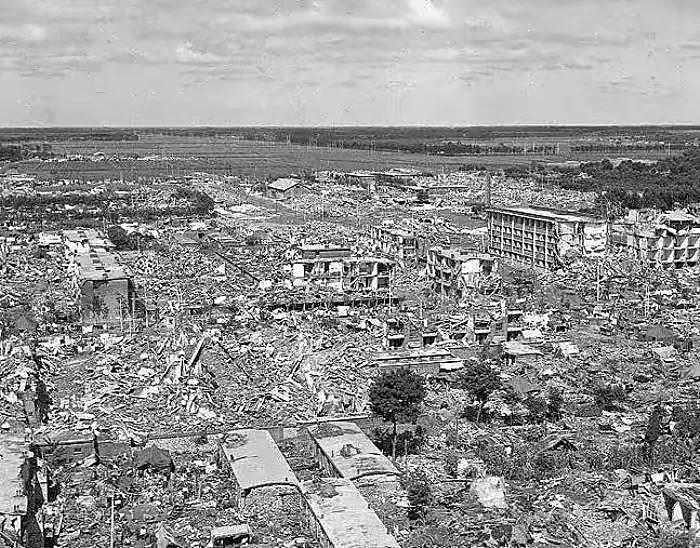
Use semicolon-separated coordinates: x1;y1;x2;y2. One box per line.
403;470;431;520
547;388;564;421
592;381;627;411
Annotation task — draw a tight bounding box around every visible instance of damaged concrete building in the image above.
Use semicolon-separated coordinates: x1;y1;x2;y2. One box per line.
612;212;700;268
426;247;497;298
290;244;395;291
370;225;418;266
71;253;134;326
487;206;608;268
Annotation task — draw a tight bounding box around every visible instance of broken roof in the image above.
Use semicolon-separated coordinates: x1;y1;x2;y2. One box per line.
268;178;303;192
503;341;543;357
304;477;401;548
307;421;399;481
220;429;300;492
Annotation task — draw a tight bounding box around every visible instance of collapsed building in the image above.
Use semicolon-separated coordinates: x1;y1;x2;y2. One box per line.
426;247;498;298
487;206;608;268
612;211;700;268
289;244;395;292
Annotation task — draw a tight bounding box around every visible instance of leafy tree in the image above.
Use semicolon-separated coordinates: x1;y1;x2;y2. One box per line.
369;368;426;460
457;361;501;423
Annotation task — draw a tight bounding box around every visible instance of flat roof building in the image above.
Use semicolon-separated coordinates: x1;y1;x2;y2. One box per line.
304;477;401;548
219;429;300;506
487;206;607;268
306;422;399;482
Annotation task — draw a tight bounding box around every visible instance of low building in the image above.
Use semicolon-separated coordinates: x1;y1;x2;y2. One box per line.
371;225;418;266
304;477;401;548
426;247;497;298
344;171;376;193
218;429;301;507
306;422;399;482
266;178;306;200
487;206;608;268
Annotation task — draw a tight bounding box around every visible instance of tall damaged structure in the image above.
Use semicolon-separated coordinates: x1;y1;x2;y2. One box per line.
486;206;608;268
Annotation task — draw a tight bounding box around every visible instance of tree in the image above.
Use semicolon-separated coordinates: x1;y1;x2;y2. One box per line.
457;361;501;423
369;367;426;460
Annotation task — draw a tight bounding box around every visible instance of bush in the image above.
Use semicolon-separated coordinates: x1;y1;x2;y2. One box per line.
547;388;564;421
444;449;460;477
403;469;431;520
524;396;548;424
592;381;627;411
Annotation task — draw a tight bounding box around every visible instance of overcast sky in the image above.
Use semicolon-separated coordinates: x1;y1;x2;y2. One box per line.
1;0;699;126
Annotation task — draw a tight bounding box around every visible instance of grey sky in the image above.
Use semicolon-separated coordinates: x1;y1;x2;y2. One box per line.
1;0;699;126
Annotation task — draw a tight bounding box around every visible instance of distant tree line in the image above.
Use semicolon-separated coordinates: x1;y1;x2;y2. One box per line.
0;145;26;161
557;151;700;211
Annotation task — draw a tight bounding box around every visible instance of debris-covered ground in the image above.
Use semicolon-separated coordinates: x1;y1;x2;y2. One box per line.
1;168;699;547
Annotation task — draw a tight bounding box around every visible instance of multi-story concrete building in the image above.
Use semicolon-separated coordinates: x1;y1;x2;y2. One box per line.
487;206;608;268
426;247;497;299
289;244;394;291
612;212;700;268
370;225;418;266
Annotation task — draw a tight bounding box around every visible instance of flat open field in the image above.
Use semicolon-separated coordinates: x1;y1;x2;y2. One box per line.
2;134;672;180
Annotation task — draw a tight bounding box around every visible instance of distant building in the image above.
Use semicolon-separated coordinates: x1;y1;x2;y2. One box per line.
374;348;463;375
426;247;497;298
266;178;307;200
487;206;608;268
344;171;376;193
370;225;418;266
